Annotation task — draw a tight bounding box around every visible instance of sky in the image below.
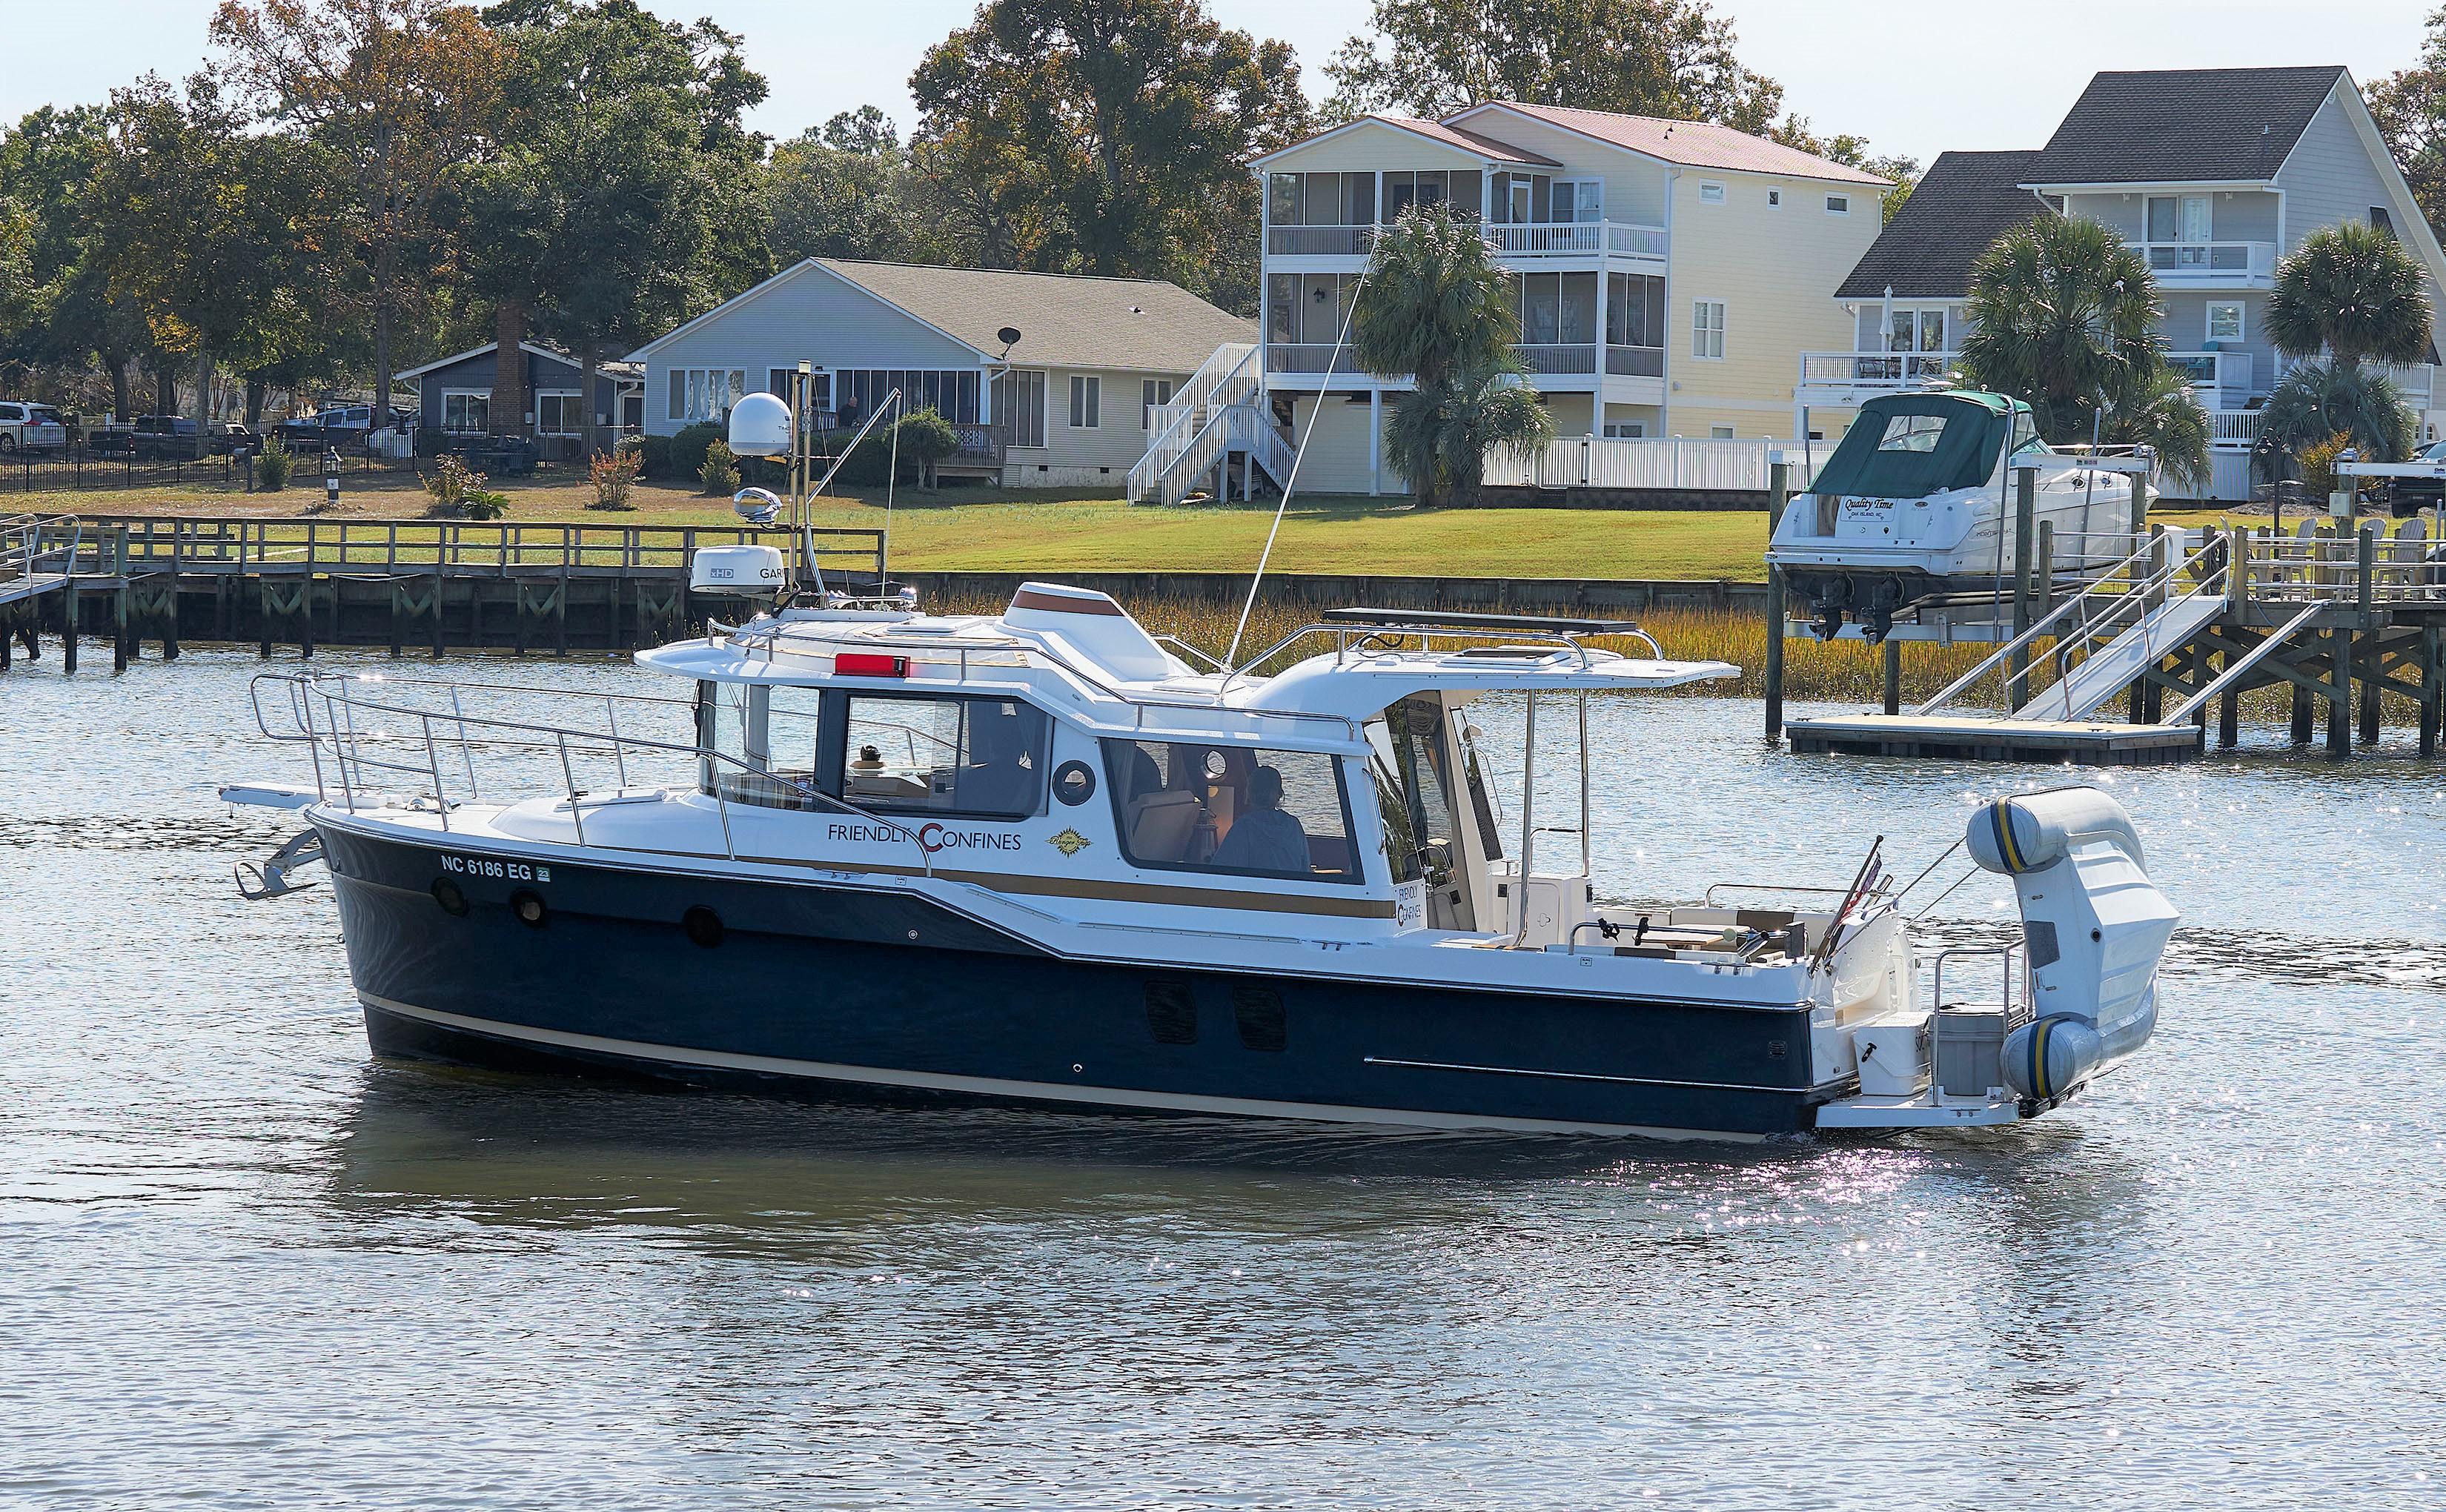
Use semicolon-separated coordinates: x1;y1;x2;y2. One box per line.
1;0;2433;170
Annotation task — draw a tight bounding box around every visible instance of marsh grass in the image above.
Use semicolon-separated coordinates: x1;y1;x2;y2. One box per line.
923;588;2416;722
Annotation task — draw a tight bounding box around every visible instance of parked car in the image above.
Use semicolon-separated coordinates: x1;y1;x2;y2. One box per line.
0;401;69;455
88;415;253;460
278;404;411;448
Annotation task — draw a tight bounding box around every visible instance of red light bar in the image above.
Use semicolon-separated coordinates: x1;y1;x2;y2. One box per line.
834;652;909;677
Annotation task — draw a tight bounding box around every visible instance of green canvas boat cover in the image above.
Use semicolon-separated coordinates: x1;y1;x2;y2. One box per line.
1809;391;2038;500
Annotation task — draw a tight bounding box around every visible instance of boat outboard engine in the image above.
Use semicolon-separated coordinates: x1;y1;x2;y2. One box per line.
1964;788;2179;1107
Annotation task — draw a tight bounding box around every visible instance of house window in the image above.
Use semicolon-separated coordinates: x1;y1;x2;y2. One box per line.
1605;272;1666;350
1889;308;1949;353
537;392;583;436
1141;379;1173;428
441;391;489;434
1699;182;1726;205
1068;374;1100;428
2207;302;2245;342
1767;189;1782;208
993;369;1047;448
2372;206;2396;238
1711;425;1735;440
1603;421;1645;439
1379;169;1477;221
2145;195;2210;243
669;368;745;423
1825;193;1850;215
1552;178;1603;222
1691;300;1726;359
833;370;980;426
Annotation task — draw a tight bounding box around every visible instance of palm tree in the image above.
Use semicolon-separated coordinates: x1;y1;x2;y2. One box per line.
2258;359;2417;462
1353;206;1550;505
1386;368;1556;505
2266;220;2433;370
1958;215;2167;441
2104;364;2211;494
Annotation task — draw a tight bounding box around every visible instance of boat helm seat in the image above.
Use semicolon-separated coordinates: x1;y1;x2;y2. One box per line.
1127;790;1202;861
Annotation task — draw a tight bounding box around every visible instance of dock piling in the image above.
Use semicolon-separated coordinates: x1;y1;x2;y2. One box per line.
1763;461;1789;741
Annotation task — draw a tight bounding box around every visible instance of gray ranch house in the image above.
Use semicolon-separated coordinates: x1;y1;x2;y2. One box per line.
1797;65;2446;500
394;340;643;459
626;259;1254;488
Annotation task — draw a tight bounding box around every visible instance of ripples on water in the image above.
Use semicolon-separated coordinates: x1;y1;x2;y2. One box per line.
4;649;2443;1509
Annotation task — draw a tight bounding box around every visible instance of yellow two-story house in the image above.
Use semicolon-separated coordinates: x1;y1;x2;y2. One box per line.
1242;103;1887;496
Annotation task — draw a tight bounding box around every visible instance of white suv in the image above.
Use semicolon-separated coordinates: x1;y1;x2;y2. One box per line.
0;402;67;455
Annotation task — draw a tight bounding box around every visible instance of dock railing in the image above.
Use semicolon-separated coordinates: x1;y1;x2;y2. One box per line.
87;517;887;580
248;669;935;873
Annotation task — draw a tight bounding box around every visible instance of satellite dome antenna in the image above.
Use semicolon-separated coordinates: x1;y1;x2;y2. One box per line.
996;326;1023;357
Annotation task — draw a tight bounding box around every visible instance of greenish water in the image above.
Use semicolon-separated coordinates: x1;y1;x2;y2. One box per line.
3;648;2443;1509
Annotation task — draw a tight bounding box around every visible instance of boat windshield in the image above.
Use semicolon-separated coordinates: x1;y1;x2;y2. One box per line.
1808;395;2024;498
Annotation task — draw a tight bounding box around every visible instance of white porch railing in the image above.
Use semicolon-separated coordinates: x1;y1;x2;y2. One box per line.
2209;409;2261;446
1488;436;1820;492
2129;240;2276;285
1267;225;1376;256
1606;344;1664;377
1485;221;1668;258
1796;350;1961;394
1515;343;1597;375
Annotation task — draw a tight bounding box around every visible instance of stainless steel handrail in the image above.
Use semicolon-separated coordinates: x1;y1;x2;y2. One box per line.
248;671;935;875
1700;881;1875;907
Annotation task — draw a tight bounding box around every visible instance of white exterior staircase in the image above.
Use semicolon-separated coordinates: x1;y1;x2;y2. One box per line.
1127;343;1295;505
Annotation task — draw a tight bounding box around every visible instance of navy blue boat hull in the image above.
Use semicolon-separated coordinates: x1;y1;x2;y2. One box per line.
319;823;1828;1138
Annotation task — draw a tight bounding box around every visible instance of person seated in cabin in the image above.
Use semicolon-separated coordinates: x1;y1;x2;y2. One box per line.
1207;764;1310;875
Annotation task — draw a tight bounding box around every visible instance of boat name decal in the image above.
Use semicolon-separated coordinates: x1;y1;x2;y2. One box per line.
828;820;1024;856
440;853;551;882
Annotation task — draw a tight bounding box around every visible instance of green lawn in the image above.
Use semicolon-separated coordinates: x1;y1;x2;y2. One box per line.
18;469;2243;581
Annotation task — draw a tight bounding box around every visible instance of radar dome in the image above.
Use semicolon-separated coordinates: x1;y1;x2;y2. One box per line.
727;391;792;457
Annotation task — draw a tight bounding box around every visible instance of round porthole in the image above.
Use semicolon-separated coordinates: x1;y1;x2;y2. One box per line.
430;878;469;917
682;905;725;949
509;889;548;929
1204;749;1228;779
1052;759;1096;806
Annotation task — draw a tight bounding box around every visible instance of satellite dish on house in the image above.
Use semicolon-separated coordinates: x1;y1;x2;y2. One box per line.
996;326;1023;356
728;391;792;457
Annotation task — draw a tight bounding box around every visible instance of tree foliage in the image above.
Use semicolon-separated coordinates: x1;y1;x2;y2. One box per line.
2102;363;2210;494
212;0;507;423
2264;219;2433;368
1958;215;2165;444
1322;0;1780;130
2258;359;2418;463
765;111;950;268
909;0;1310;314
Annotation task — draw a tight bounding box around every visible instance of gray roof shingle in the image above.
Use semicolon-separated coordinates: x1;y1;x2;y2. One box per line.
1834;150;2054;301
817;260;1253;374
2029;66;2346;185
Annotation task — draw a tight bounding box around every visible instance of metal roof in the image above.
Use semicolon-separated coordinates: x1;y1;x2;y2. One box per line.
1454;102;1891;185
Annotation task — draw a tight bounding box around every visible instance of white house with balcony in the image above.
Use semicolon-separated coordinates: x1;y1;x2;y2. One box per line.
1226;105;1886;497
1796;66;2446;502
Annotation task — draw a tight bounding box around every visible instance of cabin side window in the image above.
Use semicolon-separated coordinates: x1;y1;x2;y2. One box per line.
697;681;827;810
1101;740;1358;883
839;694;1047;819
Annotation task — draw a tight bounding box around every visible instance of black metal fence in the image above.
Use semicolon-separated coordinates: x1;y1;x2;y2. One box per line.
0;436;426;496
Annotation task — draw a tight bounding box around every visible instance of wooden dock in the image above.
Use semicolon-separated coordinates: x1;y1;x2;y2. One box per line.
1762;465;2446;763
0;514;886;666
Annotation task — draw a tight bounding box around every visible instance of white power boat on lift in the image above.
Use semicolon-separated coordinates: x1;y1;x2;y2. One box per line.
219;384;2180;1142
1769;390;2148;640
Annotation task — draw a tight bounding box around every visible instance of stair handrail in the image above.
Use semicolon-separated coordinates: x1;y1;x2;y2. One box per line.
1913;531;2168;714
1129;342;1258;500
2026;534;2227;720
2161;599;2325;725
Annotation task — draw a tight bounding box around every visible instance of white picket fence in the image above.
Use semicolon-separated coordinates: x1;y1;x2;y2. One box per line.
1488;435;1821;492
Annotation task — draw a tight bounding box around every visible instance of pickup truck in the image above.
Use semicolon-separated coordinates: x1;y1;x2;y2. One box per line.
0;401;69;455
278;404;411;449
87;415;256;460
